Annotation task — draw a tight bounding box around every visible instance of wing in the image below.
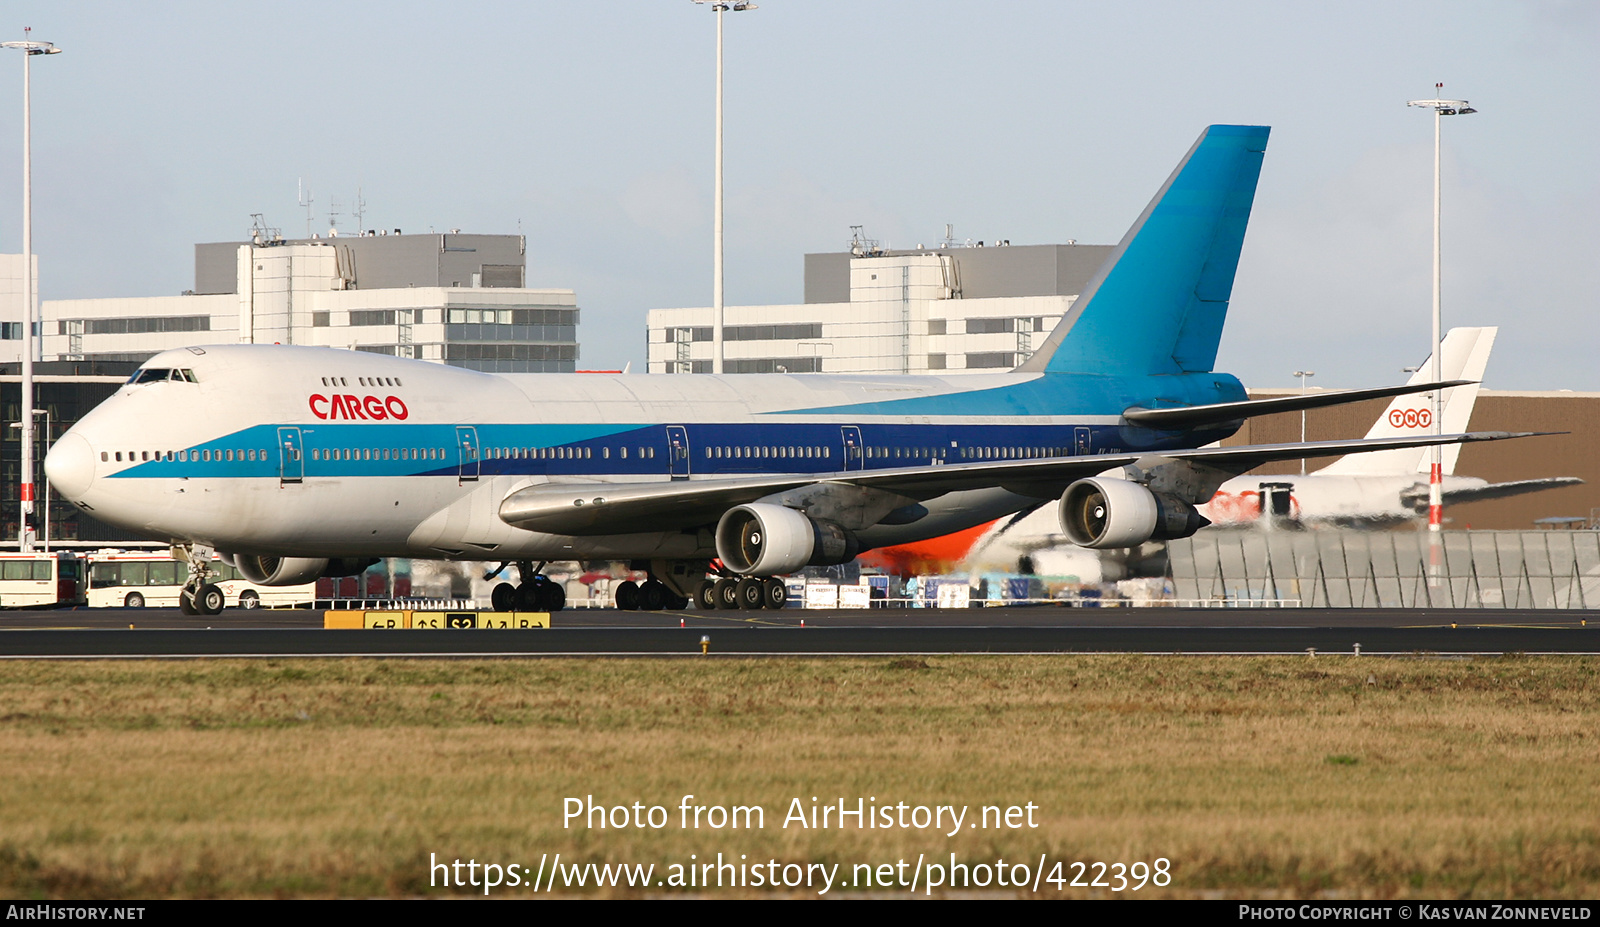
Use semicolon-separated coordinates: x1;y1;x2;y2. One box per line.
498;430;1542;535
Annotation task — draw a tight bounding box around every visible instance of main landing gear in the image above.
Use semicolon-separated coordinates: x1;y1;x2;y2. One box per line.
694;576;787;611
487;561;566;612
175;543;226;616
612;578;689;612
603;560;783;611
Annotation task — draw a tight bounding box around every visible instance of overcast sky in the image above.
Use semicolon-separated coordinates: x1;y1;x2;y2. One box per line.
1;1;1594;388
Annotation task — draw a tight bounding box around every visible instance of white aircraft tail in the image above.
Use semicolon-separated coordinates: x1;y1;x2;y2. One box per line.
1318;327;1496;477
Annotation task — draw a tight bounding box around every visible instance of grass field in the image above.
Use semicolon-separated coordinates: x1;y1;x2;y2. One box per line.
1;655;1597;898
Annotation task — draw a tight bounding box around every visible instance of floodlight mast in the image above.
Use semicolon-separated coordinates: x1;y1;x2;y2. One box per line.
0;30;61;553
693;0;758;374
1293;370;1315;474
1407;84;1477;539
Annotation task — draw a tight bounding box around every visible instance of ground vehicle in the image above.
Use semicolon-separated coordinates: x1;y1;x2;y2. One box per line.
85;551;314;609
0;552;86;607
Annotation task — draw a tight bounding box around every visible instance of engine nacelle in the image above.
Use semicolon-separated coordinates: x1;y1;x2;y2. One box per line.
1059;478;1209;549
232;556;380;585
715;503;861;576
234;556;329;586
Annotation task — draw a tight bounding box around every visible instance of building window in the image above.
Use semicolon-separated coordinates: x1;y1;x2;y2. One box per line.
77;316;210;335
966;352;1017;369
350;310;397;327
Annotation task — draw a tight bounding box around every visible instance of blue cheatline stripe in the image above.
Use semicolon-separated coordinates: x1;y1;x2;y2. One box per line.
104;419;1210;481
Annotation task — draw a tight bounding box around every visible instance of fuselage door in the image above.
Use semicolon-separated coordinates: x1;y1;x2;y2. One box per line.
456;425;480;483
666;425;690;481
277;427;304;485
841;425;863;471
1074;426;1091;456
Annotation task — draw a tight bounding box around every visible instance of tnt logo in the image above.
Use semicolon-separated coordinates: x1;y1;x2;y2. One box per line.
1389;408;1433;429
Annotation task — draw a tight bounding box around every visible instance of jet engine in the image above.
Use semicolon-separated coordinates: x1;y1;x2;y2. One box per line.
715;503;861;575
1059;477;1209;549
233;555;379;586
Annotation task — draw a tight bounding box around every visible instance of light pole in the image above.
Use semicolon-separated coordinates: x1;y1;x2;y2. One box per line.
693;0;757;375
8;406;49;550
1293;369;1314;474
1;30;59;553
1407;84;1476;537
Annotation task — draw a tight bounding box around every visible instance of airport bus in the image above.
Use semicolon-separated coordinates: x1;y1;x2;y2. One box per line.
85;551;316;609
0;551;87;607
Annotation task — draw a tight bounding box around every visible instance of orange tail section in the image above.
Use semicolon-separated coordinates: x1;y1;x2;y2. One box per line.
857;521;997;576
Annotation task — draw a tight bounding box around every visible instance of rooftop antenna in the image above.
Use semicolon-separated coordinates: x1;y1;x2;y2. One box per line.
848;225;881;257
297;178;313;239
941;223;957;248
328;195;342;236
352;187;366;234
248;213;281;246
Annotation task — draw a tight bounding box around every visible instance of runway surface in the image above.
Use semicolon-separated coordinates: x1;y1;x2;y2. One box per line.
1;605;1596;657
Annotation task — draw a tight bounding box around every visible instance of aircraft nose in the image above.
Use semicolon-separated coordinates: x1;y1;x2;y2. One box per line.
45;432;95;500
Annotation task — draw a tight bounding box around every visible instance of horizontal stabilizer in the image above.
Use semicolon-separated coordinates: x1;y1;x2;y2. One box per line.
1122;380;1472;430
1403;477;1585;512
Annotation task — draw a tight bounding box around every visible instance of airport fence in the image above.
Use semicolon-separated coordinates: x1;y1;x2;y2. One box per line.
1167;529;1600;609
314;597;477;611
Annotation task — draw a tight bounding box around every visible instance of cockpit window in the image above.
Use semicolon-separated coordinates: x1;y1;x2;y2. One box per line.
128;368;198;384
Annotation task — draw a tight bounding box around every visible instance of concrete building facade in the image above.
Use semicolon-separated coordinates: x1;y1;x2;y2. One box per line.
0;254;37;364
38;233;580;373
647;242;1112;374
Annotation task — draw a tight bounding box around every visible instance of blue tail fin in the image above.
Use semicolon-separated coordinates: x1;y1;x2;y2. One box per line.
1017;125;1269;377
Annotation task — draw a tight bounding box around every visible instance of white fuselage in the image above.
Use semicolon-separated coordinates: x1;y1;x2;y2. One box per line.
46;345;1128;563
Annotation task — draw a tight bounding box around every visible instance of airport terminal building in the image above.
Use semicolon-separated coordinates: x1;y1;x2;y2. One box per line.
36;231;581;374
647;241;1112;374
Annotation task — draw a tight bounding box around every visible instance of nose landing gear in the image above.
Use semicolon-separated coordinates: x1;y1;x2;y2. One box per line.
174;543;226;616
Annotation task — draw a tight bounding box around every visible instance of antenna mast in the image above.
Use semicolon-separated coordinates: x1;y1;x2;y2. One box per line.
297;178;313;238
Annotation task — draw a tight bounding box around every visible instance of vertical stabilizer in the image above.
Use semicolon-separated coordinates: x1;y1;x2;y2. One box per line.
1018;125;1269;376
1318;327;1496;476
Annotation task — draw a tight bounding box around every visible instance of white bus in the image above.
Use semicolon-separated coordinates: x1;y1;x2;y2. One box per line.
0;552;87;608
85;552;316;609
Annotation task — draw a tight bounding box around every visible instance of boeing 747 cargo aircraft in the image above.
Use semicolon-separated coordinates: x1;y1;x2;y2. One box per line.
44;125;1533;613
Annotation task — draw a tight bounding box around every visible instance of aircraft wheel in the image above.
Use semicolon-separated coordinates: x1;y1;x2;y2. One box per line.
735;577;766;610
713;578;738;610
663;590;689;610
196;583;226;616
639;579;666;611
491;582;516;611
694;582;719;610
124;592;145;609
763;577;788;610
178;588;199;615
514;582;541;611
614;580;639;611
546;582;566;612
